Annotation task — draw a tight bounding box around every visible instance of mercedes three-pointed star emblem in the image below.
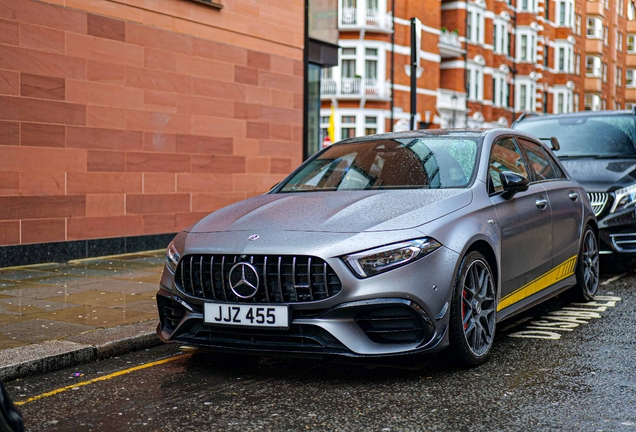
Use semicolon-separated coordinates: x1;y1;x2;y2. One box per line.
228;262;260;299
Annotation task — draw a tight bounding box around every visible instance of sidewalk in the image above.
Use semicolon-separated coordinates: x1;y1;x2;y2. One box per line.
0;250;166;382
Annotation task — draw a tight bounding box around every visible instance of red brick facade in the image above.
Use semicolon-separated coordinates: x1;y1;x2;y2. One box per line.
0;0;304;247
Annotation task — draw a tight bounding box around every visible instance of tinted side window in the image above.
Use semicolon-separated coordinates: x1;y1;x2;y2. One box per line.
489;138;529;194
517;138;559;181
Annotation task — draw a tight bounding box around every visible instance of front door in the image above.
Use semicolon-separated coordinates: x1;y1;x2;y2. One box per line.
488;137;554;312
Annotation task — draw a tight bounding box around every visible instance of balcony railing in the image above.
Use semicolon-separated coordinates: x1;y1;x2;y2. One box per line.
439;30;465;58
321;77;391;99
340;6;392;31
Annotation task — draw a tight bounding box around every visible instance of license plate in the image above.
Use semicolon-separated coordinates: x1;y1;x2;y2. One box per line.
204;303;289;328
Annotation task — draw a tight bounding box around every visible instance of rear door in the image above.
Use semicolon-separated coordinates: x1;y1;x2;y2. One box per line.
488;137;554;311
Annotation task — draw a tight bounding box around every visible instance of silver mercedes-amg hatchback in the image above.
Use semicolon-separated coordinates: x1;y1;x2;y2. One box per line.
156;129;598;366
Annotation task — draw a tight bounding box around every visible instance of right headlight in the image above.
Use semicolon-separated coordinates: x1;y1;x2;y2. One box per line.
343;238;442;278
611;183;636;214
165;241;180;273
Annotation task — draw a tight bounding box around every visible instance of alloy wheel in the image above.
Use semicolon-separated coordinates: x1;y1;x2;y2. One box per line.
582;230;599;296
461;259;496;357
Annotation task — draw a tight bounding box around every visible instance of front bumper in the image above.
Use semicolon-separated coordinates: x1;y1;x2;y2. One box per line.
156;246;460;358
598;208;636;255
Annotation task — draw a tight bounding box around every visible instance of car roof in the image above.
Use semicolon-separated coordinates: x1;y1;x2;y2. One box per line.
336;129;496;145
513;109;635;126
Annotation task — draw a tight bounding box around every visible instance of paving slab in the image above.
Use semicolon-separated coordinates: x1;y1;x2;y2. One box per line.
0;250;165;382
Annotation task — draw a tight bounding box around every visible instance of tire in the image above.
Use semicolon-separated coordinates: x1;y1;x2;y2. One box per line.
563;225;599;303
448;251;497;366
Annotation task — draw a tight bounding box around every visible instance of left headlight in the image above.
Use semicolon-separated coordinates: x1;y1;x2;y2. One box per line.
343;238;442;278
165;241;180;273
611;184;636;214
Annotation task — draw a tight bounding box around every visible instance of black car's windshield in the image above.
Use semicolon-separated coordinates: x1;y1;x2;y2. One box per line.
514;114;636;158
279;137;478;192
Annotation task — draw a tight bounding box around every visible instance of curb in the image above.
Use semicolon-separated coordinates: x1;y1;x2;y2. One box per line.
0;321;161;382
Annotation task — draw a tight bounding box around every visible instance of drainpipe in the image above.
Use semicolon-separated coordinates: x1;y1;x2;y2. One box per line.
390;0;395;131
511;1;517;123
463;1;469;128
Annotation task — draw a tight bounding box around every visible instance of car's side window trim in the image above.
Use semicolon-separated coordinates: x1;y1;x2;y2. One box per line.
515;137;564;184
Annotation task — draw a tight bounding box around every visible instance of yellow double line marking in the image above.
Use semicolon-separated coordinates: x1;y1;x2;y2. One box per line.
15;354;187;406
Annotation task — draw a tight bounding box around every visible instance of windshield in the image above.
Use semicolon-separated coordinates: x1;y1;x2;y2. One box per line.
279;137;479;192
514;114;636;158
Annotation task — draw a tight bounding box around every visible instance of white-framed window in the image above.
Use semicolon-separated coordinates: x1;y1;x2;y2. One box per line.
604;26;609;45
341;115;357;140
341;47;357;78
628;35;636;53
617;31;623;51
516;79;536;112
517;30;537;63
493;20;509;55
520;0;537;12
466;63;484;101
586;17;603;39
586;56;602;77
584;94;601;111
576;14;581;35
553;88;573;114
619;0;624;16
466;5;485;44
556;0;574;28
553;41;573;73
492;73;510;108
627;69;636;87
364;116;377;135
603;63;608;82
617;67;623;87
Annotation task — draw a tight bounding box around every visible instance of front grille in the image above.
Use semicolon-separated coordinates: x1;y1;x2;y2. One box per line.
175;254;342;303
587;192;609;217
611;233;636;252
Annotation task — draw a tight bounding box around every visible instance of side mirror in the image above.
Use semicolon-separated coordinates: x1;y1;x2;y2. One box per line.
550;136;560;151
500;171;529;199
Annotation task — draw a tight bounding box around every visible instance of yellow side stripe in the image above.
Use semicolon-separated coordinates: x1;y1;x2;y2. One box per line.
497;255;577;312
15;354;186;406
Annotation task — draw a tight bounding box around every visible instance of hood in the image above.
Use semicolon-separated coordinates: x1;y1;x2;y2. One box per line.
185;189;473;234
560;158;636;192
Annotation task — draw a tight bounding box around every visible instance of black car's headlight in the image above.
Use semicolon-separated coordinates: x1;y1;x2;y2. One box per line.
611;184;636;214
165;241;180;273
343;238;441;278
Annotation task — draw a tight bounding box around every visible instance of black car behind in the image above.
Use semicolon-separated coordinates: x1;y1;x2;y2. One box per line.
513;110;636;264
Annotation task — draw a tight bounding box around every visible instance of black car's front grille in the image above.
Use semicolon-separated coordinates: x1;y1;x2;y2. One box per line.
587;192;609;217
175;254;342;303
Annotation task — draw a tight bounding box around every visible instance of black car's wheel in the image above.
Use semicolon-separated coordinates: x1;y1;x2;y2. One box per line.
449;251;496;366
564;225;599;303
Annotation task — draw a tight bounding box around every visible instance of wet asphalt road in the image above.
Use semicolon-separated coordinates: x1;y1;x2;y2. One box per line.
8;273;636;432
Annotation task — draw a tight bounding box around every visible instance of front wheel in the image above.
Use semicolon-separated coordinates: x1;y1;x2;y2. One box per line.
564;226;599;303
448;251;497;366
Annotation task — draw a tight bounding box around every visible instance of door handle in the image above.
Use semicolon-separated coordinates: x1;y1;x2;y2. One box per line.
569;191;579;201
536;197;548;208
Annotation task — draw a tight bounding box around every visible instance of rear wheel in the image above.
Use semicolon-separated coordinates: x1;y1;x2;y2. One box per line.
449;251;496;366
564;226;599;303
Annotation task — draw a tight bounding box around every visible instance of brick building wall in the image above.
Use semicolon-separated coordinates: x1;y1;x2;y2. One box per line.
0;0;304;258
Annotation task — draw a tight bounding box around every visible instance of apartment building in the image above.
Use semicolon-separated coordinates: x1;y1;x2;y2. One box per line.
321;0;632;142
